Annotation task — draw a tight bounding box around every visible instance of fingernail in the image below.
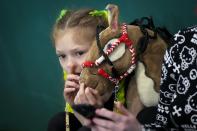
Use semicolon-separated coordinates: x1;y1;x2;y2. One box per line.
95;109;100;113
87;87;91;91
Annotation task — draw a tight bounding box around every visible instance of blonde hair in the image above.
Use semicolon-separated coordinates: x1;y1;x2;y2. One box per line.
52;9;108;44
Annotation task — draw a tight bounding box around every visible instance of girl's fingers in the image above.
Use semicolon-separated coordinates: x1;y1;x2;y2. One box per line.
85;87;97;106
74;110;91;126
79;83;85;91
95;108;125;122
91;125;110;131
92;117;115;130
85;88;102;107
74;83;88;104
65;80;80;89
89;88;103;105
64;87;76;94
88;88;99;96
78;83;85;96
66;74;80;82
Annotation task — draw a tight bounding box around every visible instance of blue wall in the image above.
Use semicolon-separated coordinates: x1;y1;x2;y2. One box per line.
0;0;196;130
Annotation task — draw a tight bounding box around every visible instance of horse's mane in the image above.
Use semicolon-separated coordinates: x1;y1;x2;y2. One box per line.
129;16;172;56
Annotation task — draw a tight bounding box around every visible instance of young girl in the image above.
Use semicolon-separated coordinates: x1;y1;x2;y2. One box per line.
48;8;112;131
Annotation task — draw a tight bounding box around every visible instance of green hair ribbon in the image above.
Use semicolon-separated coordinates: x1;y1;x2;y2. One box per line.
56;9;67;22
89;10;108;20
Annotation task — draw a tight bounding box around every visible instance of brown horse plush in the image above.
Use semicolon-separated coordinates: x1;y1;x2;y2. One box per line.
80;4;170;115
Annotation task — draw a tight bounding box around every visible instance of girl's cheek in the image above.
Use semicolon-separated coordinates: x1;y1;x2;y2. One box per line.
59;60;67;71
59;60;64;68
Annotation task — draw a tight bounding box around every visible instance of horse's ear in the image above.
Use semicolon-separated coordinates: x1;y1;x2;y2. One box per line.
106;4;119;32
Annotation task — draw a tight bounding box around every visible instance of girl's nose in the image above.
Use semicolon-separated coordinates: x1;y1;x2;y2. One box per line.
66;58;76;74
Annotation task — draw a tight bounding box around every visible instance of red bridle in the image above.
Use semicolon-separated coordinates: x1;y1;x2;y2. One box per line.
82;23;136;85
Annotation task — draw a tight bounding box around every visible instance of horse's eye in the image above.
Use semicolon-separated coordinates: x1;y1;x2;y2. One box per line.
104;38;117;53
103;38;126;62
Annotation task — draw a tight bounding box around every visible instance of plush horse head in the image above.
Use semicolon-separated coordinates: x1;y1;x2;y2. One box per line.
80;4;171;114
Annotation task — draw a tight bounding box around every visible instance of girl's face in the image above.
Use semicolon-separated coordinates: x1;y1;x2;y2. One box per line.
55;27;94;75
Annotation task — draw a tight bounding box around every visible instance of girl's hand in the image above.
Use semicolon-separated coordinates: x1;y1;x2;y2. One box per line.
87;102;142;131
73;83;104;126
64;74;80;105
73;110;92;126
85;87;103;107
74;83;103;107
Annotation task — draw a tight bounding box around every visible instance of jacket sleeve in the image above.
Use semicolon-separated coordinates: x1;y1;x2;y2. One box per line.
144;32;180;129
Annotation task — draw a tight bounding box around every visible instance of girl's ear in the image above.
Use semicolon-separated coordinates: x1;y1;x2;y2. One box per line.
105;4;119;32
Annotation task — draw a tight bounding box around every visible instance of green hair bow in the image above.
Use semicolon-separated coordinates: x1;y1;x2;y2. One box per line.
89;10;108;20
56;9;67;22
